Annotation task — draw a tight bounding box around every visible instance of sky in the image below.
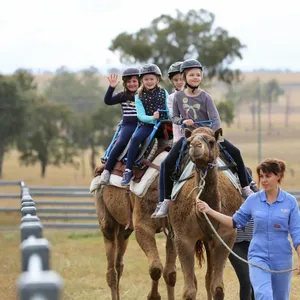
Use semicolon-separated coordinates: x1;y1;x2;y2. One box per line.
0;0;299;74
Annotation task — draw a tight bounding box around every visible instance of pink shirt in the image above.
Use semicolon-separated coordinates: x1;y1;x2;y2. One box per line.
167;92;182;143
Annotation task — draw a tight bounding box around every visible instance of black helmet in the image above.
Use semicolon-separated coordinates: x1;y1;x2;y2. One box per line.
122;67;139;80
139;64;162;77
180;59;203;73
168;61;183;79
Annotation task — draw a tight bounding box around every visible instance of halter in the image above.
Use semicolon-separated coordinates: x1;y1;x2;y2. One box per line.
191;134;217;169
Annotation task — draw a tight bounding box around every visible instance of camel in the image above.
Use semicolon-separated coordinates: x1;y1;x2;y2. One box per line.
167;127;243;300
94;166;177;300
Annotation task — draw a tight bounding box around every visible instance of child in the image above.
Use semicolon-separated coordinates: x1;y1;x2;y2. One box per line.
167;61;184;143
121;64;171;185
99;68;140;185
152;59;255;218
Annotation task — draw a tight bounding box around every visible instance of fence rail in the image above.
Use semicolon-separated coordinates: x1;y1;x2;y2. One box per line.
1;180;300;230
0;180;98;229
17;182;63;300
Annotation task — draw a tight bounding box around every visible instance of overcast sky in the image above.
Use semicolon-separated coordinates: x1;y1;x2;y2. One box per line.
0;0;299;73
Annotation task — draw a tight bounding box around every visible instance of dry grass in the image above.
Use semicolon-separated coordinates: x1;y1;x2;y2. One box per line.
1;110;300;299
1;231;300;300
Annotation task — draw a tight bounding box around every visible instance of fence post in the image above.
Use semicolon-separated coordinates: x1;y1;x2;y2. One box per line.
17;182;63;300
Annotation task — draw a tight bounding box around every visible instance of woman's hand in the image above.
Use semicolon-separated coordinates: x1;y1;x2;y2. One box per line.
107;74;120;88
153;111;160;120
196;200;211;213
297;261;300;275
183;119;194;127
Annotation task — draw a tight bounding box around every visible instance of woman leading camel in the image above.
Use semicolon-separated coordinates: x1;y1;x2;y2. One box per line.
197;158;300;300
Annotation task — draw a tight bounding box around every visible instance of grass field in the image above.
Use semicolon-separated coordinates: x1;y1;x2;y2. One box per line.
1;231;300;300
1;112;300;299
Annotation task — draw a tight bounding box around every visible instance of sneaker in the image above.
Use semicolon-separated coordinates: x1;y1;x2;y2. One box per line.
151;203;162;218
155;199;171;218
99;170;111;185
121;170;133;186
250;181;259;193
241;186;254;199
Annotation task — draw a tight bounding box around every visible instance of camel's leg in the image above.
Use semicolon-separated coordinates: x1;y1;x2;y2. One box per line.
103;231;119;300
174;236;197;300
163;233;177;300
135;223;163;300
209;235;235;300
116;227;133;300
204;242;213;300
95;188;120;300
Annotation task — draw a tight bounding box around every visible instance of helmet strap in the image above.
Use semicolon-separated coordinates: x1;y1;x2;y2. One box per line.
186;82;199;93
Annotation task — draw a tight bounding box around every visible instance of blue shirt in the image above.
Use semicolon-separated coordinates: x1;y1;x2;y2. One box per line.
233;189;300;260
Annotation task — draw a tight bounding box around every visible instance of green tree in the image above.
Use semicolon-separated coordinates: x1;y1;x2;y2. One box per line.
0;75;29;177
71;104;121;175
17;96;77;177
262;79;284;131
225;82;245;128
217;100;235;127
110;9;244;83
45;66;105;113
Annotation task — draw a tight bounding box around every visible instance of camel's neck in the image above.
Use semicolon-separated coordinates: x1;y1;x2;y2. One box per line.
195;166;220;211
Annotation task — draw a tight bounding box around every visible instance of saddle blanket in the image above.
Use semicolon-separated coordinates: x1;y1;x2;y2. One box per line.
90;151;168;198
171;157;241;200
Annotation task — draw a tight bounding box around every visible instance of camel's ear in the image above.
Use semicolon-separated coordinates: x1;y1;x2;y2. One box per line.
184;128;193;139
214;127;223;141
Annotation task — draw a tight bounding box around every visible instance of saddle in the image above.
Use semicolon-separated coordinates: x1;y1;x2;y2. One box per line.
96;122;173;183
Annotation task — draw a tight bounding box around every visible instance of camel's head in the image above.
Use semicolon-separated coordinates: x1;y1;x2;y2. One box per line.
185;127;221;167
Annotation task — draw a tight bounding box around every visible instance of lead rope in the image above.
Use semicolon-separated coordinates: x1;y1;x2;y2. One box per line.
195;176;297;274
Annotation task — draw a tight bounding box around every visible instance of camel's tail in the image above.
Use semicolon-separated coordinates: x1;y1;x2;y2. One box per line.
195;240;205;268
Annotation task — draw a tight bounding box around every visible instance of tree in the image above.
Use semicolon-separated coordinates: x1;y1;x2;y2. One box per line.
45;66;105;113
71;104;121;175
225;83;245;128
17;96;77;177
216;100;235;127
262;79;284;132
110;9;244;83
0;75;29;177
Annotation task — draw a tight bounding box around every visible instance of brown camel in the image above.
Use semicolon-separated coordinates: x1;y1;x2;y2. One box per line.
168;127;243;300
94;167;177;300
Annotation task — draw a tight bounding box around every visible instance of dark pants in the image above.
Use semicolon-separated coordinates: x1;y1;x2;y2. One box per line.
105;124;137;172
229;241;255;300
219;139;250;188
159;137;185;202
125;125;153;170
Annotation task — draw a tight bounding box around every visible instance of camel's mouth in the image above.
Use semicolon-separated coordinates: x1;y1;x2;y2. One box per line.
189;147;204;161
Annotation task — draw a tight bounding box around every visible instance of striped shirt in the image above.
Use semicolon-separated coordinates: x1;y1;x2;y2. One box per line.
104;86;138;125
235;218;254;243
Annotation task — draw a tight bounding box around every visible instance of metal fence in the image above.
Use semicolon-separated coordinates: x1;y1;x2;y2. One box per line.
16;182;63;300
0;180;98;229
1;180;300;230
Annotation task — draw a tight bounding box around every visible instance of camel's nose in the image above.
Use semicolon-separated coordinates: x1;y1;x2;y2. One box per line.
191;139;203;148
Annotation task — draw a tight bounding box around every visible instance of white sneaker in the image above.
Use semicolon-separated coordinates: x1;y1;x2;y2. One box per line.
155;199;171;218
99;170;111;185
151;203;162;218
241;186;254;199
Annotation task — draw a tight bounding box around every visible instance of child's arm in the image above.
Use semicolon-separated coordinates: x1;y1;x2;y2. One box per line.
206;94;221;131
172;96;185;125
135;95;156;124
104;86;128;105
163;89;171;119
